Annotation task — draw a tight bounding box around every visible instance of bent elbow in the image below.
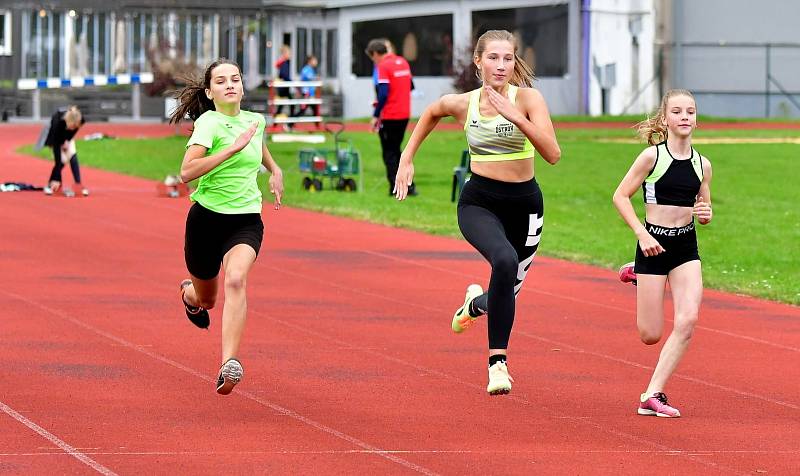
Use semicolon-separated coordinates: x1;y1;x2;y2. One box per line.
179;168;192;184
612;191;628;209
546;147;561;165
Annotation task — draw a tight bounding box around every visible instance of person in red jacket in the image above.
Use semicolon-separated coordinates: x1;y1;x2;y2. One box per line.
366;38;417;196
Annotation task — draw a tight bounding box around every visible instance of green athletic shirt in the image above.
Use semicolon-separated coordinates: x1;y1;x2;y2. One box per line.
186;109;266;214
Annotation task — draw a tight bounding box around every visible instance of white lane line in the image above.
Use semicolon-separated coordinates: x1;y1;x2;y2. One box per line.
265;264;800;411
514;330;800;411
273;229;800;354
2;290;438;476
0;400;118;475
246;301;745;475
17;191;800;354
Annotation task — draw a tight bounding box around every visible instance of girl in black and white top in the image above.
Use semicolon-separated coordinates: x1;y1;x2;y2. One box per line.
613;89;713;418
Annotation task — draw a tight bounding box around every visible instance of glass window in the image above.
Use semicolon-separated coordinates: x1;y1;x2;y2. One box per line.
326;29;337;76
352;14;453;77
0;11;9;56
471;4;568;77
312;28;322;69
296;27;307;72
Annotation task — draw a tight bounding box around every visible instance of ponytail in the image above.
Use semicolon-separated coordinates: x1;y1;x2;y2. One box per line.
636;89;695;145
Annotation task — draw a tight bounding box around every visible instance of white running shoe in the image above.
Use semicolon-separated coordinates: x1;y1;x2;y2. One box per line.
487;361;513;395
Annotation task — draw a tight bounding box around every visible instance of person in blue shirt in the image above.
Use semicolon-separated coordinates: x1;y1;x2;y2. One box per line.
299;55;319;117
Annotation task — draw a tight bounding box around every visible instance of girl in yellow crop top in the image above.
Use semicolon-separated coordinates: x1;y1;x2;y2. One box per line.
393;30;561;395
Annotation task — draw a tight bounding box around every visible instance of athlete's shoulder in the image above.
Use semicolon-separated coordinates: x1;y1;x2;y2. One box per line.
694;148;711;165
436;92;470;117
642;144;659;157
515;86;544;100
698;151;712;173
195;109;217;121
637;144;659;164
442;91;471;104
192;110;220;129
515;87;548;109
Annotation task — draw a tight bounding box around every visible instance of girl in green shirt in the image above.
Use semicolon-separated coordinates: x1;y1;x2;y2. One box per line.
170;58;284;395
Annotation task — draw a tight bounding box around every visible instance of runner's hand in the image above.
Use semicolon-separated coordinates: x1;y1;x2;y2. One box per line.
693;196;712;224
269;172;284;210
394;159;415;201
231;122;259;153
637;232;665;257
485;86;525;125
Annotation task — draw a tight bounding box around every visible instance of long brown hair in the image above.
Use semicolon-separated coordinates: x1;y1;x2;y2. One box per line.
473;30;535;88
169;58;242;124
636;89;695;145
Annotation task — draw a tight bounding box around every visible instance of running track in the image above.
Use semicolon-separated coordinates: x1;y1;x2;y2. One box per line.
1;123;798;475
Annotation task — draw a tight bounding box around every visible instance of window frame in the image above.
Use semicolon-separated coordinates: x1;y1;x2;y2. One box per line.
0;10;11;56
351;13;454;78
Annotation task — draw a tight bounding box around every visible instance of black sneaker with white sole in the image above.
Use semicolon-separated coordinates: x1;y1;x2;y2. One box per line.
180;279;210;329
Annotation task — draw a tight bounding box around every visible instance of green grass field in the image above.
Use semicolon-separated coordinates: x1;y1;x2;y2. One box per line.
21;126;800;304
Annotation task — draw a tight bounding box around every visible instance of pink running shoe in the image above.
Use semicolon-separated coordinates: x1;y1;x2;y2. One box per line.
619;261;637;286
638;392;681;418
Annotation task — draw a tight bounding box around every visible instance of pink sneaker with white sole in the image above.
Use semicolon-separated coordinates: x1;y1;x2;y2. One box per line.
638;392;681;418
619;262;637;286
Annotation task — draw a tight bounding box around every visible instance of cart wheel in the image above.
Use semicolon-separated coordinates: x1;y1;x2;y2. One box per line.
344;178;357;192
310;178;323;192
302;177;312;190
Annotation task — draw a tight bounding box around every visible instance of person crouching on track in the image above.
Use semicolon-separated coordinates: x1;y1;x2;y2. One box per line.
44;106;89;196
613;89;714;417
393;29;561;395
169;58;284;395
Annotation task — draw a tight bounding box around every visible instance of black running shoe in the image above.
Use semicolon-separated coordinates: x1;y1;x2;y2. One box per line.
180;279;209;329
216;358;243;395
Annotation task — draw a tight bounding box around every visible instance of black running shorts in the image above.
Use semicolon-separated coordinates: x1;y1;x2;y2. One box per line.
184;202;264;280
634;221;700;275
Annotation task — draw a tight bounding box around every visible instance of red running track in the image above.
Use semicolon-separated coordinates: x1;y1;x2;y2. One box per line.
1;123;798;475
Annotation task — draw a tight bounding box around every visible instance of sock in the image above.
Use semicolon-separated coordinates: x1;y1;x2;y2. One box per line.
488;354;507;368
469;294;487;317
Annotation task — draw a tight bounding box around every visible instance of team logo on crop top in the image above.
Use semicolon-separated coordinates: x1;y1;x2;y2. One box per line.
496;123;514;137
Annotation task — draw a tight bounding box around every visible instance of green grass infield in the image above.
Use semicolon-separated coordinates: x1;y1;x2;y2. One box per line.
21;126;800;304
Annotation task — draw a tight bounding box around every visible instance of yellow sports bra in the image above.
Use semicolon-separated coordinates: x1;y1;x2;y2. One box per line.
464;85;535;162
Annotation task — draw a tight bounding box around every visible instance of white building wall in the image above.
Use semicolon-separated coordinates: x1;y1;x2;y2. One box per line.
587;0;656;115
337;0;580;119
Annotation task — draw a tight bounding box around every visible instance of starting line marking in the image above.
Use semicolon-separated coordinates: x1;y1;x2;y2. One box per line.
0;400;118;475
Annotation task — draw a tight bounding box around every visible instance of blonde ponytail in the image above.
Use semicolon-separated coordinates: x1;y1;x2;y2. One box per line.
636;89;694;145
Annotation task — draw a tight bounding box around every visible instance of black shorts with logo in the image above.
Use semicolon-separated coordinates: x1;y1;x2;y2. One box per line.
634;221;700;275
184;202;264;280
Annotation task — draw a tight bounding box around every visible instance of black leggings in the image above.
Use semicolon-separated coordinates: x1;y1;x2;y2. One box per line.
378;119;413;194
48;146;82;184
457;173;544;349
